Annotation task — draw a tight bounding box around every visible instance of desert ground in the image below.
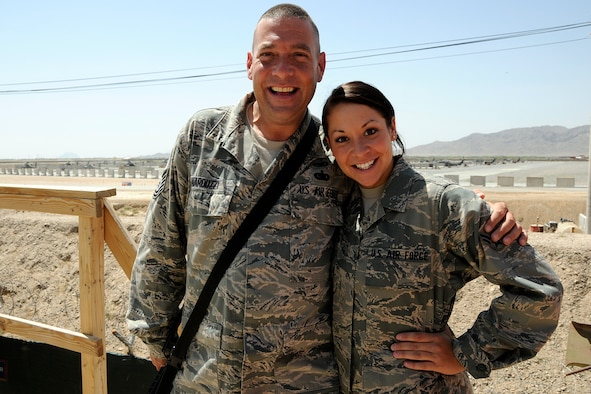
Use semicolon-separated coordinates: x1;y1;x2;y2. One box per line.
1;173;590;393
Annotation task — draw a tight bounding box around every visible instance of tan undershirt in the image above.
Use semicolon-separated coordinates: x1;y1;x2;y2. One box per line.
244;104;285;179
360;184;386;216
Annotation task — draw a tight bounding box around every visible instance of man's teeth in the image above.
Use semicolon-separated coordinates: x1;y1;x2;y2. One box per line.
272;87;295;93
355;160;375;170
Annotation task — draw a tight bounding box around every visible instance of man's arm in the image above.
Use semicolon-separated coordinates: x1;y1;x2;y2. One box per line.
126;129;190;366
474;190;527;246
485;201;527;246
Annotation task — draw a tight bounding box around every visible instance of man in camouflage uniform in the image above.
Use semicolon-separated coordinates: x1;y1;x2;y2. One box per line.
127;4;350;392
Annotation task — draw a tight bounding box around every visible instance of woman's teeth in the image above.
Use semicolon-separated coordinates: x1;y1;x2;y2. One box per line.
355;160;375;170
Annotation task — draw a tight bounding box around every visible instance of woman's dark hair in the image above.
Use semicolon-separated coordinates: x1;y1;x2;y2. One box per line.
322;81;405;154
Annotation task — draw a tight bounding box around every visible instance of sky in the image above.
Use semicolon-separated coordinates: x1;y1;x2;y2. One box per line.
1;1;590;159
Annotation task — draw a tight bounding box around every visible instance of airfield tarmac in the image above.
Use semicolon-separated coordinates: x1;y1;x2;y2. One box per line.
417;159;589;189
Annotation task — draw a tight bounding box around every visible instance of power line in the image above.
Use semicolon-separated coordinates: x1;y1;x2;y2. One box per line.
0;70;244;94
1;21;589;95
0;64;245;87
5;21;587;88
328;21;591;63
328;21;591;57
8;38;585;95
328;38;588;70
4;75;246;94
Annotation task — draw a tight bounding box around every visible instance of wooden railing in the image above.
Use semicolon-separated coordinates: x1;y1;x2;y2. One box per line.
0;184;137;393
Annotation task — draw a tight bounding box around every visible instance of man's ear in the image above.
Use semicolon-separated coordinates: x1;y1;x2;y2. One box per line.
317;52;326;82
246;52;253;80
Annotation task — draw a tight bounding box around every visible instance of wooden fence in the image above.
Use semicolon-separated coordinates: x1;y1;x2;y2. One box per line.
0;185;137;393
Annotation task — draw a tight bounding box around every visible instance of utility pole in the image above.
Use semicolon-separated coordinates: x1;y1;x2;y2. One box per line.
587;123;591;234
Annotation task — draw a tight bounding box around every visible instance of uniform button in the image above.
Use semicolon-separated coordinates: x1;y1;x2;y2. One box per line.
476;364;487;372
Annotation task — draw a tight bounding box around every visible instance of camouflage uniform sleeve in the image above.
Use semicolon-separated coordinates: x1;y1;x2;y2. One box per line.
126;124;190;358
441;186;563;378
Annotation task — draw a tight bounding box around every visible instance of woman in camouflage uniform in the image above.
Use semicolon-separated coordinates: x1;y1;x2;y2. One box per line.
322;81;563;393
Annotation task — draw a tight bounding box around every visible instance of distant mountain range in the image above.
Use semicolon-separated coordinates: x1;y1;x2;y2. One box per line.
44;125;588;161
406;125;590;158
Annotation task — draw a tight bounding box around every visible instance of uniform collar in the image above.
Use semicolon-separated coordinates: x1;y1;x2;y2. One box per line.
378;157;424;213
214;92;316;181
221;92;313;157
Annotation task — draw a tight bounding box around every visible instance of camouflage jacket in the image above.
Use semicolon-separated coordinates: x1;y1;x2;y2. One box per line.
333;157;563;393
127;93;351;393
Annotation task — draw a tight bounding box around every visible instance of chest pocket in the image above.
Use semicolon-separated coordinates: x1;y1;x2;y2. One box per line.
189;176;237;217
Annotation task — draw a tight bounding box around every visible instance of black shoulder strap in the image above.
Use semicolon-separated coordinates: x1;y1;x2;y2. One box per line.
169;119;319;370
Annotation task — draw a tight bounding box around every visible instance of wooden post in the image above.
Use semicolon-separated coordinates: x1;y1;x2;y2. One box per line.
79;215;107;393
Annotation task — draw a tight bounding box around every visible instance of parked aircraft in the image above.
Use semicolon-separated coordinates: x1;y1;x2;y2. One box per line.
439;158;465;167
